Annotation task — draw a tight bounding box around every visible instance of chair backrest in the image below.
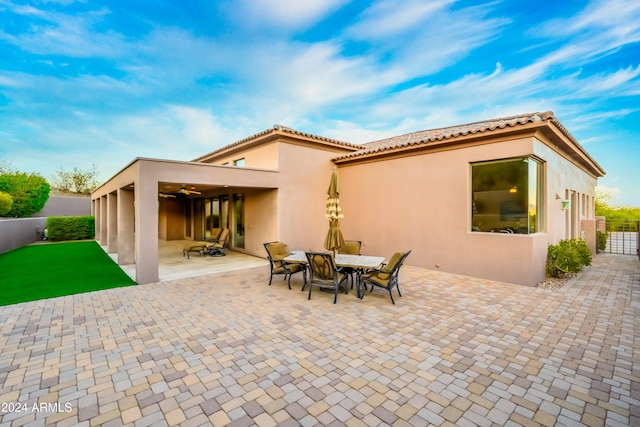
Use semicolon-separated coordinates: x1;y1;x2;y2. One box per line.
213;228;229;248
377;250;411;280
305;252;337;281
209;228;222;240
338;240;362;255
264;241;288;261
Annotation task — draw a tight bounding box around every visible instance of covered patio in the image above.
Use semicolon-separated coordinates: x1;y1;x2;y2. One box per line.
92;157;280;284
105;240;270;283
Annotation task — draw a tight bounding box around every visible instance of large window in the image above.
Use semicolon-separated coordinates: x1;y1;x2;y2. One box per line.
471;157;543;234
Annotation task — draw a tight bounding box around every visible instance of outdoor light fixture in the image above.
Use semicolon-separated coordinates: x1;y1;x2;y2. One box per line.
562;200;570;210
509;186;518;193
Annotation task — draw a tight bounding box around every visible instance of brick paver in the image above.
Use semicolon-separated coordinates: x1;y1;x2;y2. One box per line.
1;253;638;426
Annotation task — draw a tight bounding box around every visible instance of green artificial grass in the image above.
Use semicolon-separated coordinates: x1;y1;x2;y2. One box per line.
0;241;136;306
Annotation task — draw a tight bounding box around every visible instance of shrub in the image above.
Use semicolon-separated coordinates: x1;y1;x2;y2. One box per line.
546;238;593;278
597;230;608;251
0;191;12;216
46;216;95;241
0;172;50;217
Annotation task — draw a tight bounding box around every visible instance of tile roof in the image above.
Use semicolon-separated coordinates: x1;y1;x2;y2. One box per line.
193;124;360;162
334;111;559;161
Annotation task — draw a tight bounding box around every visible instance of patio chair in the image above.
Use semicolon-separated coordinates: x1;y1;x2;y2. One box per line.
204;228;229;257
183;240;210;259
208;228;223;241
263;242;306;290
337;240;362;289
305;252;349;304
359;250;411;304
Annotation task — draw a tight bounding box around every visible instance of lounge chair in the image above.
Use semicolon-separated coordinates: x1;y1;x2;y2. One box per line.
263;242;306;290
359;250;411;304
183;241;209;259
305;251;348;304
204;228;229;257
182;228;228;258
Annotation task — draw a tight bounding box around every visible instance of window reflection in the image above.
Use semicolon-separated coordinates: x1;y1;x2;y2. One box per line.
471;157;542;234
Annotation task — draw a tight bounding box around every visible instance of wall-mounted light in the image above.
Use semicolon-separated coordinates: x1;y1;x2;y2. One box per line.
562;200;570;210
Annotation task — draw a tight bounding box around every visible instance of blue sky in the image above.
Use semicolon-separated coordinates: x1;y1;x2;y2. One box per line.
1;0;639;206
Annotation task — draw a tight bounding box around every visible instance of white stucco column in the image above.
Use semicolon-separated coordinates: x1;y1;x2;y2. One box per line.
107;192;118;254
134;175;159;284
117;188;135;265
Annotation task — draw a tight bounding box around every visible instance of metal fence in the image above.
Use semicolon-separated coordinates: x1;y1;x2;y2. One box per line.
596;218;639;258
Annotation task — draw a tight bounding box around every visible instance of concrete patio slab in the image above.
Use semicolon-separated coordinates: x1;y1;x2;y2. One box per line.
107;240;270;282
0;253;638;426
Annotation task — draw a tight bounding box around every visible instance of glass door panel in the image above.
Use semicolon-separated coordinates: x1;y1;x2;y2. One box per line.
233;194;244;248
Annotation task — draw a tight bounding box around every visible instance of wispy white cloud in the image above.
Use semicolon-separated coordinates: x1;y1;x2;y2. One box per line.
227;0;349;30
346;0;454;40
0;2;126;58
344;1;510;78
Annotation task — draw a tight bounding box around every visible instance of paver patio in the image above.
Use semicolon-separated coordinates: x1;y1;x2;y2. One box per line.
0;253;638;426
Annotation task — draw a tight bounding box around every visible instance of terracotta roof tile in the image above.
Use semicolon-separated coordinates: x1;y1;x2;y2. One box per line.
193;124;360;162
334;111;556;160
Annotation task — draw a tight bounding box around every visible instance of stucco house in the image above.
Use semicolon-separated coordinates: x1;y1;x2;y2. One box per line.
91;111;605;286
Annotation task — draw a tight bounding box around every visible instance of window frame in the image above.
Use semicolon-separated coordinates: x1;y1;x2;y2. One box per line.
470;156;543;235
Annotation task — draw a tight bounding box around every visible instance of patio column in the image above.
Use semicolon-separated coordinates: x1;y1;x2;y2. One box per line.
93;198;101;243
107;192;117;254
134;175;159;284
100;195;108;244
117;188;135;265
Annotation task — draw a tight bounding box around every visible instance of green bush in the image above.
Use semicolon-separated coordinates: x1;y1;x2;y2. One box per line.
0;191;12;216
597;230;608;251
546;238;593;278
46;216;95;241
0;172;50;217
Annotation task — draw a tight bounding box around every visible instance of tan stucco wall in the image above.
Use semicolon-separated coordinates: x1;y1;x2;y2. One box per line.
535;140;598;243
204;141;280;169
209;139;356;254
336;135;598;286
158;198;183;240
275;143;347;253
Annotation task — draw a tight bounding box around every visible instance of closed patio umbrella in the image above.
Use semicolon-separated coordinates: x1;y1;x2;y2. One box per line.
324;166;345;254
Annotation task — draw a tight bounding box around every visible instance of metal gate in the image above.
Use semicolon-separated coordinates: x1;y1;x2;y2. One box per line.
596;219;640;258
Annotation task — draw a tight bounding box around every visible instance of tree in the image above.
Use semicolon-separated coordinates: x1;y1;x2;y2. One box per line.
0;172;50;217
51;165;99;195
0;159;14;174
594;187;614;216
0;191;12;216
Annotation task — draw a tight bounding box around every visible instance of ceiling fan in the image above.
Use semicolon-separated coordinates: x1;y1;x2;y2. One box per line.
177;186;201;195
158;192;176;198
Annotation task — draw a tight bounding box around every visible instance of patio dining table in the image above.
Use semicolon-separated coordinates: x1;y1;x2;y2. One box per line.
284;251;385;298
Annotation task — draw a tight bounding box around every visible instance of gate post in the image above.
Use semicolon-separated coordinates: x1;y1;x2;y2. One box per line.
581;219;597;256
596;216;606;254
